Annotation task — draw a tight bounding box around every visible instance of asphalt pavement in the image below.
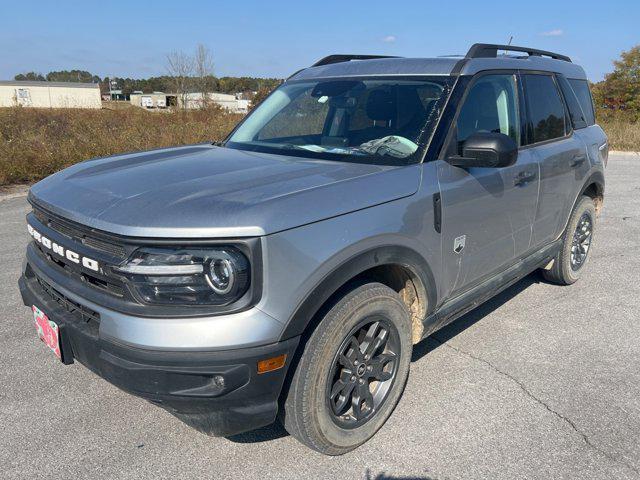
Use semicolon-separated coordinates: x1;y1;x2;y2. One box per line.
1;153;638;480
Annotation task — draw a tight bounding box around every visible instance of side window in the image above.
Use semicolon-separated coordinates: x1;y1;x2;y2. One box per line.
568;79;596;126
523;74;566;143
455;74;520;152
557;75;588;129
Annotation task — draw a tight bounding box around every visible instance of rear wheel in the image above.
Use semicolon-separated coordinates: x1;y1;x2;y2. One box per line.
280;283;412;455
542;196;596;285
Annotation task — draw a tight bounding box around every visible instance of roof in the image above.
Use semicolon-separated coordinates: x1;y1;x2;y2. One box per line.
289;53;587;82
291;57;461;80
0;80;99;88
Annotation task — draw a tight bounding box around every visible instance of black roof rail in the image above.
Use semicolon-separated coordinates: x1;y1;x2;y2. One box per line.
311;54;400;68
466;43;571;63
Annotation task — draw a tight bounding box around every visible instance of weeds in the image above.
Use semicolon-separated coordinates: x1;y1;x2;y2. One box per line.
0;106;242;185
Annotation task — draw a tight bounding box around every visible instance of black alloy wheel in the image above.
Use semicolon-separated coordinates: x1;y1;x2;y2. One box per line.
326;317;400;428
570;212;593;271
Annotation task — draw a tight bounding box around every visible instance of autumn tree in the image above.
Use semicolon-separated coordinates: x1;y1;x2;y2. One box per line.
594;45;640;112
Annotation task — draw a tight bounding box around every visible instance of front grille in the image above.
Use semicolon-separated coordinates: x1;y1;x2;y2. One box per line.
33;207;127;258
35;274;101;324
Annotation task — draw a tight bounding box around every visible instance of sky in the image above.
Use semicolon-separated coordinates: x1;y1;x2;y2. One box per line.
0;0;637;82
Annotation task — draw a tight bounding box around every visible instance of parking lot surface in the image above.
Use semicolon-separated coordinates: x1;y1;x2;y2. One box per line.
1;153;638;480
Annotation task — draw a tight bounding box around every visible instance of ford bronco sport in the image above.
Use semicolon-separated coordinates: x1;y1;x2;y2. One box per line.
19;44;607;455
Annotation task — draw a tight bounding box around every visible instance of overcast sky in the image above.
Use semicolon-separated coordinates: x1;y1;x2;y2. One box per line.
0;0;636;81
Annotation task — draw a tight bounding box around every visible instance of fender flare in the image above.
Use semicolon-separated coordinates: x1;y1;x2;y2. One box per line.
279;245;437;341
558;169;605;241
579;170;605;199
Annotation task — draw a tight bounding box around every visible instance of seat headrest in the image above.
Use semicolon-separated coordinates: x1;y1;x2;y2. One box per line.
366;89;396;121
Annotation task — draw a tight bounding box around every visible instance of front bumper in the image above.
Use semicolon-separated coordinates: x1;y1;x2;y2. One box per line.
19;271;299;437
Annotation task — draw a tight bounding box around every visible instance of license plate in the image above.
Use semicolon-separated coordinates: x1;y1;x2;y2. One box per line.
32;305;61;359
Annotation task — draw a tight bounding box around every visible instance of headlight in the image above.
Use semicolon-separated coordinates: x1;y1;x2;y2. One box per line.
114;247;250;306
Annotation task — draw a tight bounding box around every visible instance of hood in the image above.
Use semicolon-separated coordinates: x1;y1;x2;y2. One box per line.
29;145;420;238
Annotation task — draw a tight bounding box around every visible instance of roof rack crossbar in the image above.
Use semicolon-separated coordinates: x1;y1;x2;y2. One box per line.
311;54;400;68
466;43;571;63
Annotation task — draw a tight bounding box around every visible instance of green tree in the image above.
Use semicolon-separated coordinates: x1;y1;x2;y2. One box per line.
14;72;46;81
45;70;100;83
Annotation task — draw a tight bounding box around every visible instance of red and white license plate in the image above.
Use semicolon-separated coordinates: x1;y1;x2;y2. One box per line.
32;305;61;359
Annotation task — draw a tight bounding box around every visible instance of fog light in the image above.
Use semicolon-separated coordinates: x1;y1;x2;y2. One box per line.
257;354;287;374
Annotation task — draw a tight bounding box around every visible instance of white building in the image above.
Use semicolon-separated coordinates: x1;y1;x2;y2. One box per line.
182;92;250;113
129;91;250;113
0;81;102;109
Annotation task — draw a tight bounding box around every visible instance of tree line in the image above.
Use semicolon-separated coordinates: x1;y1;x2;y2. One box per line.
14;70;281;96
13;44;281;98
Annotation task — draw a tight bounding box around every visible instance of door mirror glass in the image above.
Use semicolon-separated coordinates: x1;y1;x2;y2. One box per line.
449;131;518;168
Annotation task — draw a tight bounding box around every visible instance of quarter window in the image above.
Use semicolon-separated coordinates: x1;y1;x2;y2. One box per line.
568;79;596;126
455;74;521;152
523;74;566;143
557;75;588;129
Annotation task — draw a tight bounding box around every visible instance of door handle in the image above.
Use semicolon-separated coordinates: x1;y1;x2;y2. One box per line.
514;170;536;186
570;154;587;167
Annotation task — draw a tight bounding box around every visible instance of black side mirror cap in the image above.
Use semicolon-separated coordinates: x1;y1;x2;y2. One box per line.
448;132;518;168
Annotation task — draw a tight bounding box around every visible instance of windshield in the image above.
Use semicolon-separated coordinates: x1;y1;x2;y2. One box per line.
226;77;453;165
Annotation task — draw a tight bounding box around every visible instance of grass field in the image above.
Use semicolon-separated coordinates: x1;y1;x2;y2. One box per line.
0;107;243;185
0;106;637;186
596;110;640;152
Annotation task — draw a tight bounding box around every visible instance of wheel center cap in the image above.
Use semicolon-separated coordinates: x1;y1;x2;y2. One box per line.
357;363;367;377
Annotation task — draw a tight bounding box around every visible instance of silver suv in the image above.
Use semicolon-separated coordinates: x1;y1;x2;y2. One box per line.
19;44;607;455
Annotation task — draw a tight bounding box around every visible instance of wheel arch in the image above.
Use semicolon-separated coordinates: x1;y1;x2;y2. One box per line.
579;170;605;216
279;245;437;345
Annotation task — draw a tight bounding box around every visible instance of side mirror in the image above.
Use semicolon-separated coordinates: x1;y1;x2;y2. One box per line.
448;132;518;168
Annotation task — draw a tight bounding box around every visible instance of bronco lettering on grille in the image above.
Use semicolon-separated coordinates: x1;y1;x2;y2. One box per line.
27;224;100;272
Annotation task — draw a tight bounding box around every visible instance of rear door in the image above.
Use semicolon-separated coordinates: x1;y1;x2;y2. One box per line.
437;72;539;300
522;73;587;247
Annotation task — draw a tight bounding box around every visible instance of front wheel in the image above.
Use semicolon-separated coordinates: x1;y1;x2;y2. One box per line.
542;195;596;285
280;283;413;455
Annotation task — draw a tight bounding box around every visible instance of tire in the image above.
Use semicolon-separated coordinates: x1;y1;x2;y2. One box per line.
280;282;413;455
542;195;596;285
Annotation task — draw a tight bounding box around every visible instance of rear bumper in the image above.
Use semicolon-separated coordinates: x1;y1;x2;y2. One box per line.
19;272;299;437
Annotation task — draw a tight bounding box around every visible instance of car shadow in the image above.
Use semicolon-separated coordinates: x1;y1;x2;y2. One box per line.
229;272;543;446
364;470;438;480
412;272;542;362
227;420;290;443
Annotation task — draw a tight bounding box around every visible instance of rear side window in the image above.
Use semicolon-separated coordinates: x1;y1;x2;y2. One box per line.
523;74;566;144
557;75;588;129
568;79;596;126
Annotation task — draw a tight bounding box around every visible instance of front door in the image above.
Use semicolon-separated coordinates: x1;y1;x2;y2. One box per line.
437;72;539;300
